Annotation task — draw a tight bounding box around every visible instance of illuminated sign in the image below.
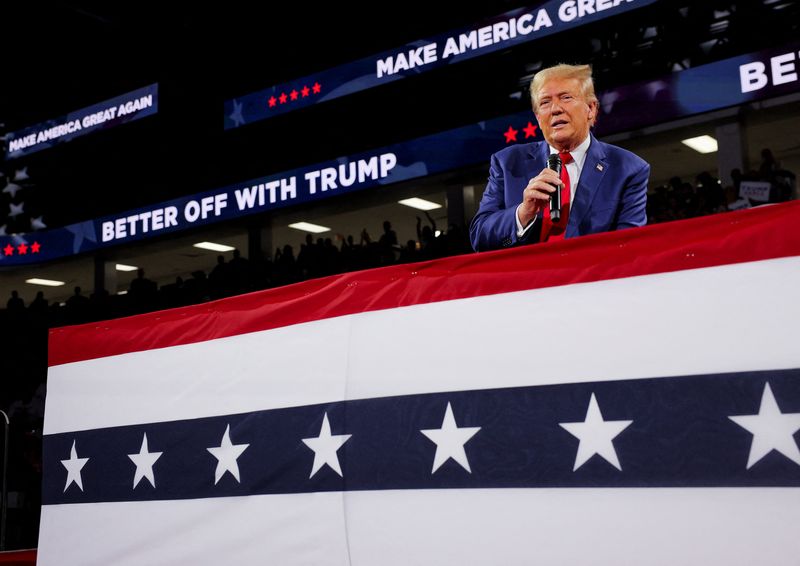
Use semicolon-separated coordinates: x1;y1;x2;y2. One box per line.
739;49;799;93
223;0;659;129
4;84;159;159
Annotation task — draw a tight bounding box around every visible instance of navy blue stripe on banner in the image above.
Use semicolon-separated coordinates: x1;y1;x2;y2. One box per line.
42;368;800;505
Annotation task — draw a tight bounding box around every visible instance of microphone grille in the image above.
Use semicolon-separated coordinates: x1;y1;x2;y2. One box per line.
547;153;562;172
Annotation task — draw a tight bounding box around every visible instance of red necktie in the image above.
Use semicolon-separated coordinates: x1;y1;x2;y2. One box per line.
542;151;573;242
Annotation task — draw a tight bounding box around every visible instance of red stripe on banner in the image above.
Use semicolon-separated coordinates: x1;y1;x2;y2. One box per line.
49;202;800;366
0;549;37;565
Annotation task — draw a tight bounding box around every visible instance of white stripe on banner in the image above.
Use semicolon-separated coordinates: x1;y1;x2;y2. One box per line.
38;489;800;566
45;257;800;434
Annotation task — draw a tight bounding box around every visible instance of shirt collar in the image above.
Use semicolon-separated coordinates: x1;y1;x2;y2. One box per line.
549;134;591;169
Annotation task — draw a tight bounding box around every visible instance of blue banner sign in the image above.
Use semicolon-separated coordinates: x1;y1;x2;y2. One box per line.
598;43;800;134
3;44;798;266
223;0;659;129
4;84;159;159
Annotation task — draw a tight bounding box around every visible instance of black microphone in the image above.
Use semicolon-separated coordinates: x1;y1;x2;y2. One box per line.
547;153;562;222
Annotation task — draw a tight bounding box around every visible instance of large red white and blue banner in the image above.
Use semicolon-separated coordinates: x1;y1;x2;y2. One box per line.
40;203;800;565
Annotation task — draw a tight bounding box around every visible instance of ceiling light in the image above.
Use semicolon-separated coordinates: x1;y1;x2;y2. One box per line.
398;198;442;211
681;135;718;154
117;290;128;295
193;242;236;252
115;263;138;272
288;222;330;233
26;278;65;287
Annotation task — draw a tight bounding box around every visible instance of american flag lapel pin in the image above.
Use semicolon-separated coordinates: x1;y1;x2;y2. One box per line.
596;163;604;172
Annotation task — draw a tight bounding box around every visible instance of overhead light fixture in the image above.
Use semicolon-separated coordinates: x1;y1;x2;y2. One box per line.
116;263;138;272
193;241;236;252
117;290;128;295
288;222;331;233
681;135;718;154
26;278;65;287
398;197;442;211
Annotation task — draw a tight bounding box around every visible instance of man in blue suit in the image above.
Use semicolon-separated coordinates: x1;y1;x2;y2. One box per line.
470;64;649;251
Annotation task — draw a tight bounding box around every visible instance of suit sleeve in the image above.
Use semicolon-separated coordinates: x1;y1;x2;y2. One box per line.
470;153;536;252
616;160;650;230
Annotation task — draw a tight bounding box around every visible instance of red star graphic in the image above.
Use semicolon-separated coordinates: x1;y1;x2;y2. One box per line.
17;243;28;255
3;244;13;256
31;241;41;253
279;93;288;104
312;82;321;94
301;86;310;97
503;126;519;144
268;96;277;108
523;122;538;139
290;89;299;101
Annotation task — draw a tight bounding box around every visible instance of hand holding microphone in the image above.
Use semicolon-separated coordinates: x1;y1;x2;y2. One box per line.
516;162;564;227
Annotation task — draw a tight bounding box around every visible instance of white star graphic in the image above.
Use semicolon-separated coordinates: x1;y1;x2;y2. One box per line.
420;402;481;473
30;216;47;230
8;202;24;218
207;424;249;484
729;382;800;469
128;433;163;489
229;99;245;127
13;167;29;182
65;221;97;253
302;413;352;478
61;440;89;493
560;393;633;471
2;182;21;199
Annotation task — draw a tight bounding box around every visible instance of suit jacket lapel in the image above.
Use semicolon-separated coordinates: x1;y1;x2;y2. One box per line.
569;134;607;234
528;141;550;174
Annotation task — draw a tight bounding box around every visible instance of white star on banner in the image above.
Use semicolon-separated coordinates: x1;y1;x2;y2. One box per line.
61;440;89;493
128;433;163;489
420;402;481;473
302;413;351;478
729;382;800;469
8;202;24;218
560;393;633;471
207;424;249;484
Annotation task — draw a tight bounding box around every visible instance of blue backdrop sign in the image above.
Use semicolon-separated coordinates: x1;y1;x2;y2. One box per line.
4;84;159;159
223;0;659;129
597;44;800;134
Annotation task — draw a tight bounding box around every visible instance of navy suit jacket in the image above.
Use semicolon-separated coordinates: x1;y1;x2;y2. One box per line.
470;134;649;251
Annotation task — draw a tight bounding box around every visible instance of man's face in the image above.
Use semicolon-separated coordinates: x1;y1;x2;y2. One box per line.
534;77;597;152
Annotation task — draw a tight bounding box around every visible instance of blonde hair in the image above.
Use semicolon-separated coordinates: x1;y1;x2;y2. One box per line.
529;63;598;121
